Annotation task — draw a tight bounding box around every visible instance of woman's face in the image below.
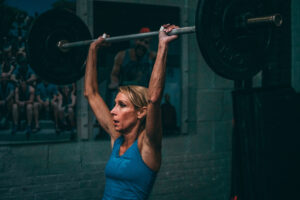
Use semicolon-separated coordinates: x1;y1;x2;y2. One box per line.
110;92;139;133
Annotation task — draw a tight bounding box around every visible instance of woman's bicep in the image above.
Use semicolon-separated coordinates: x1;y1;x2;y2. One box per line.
88;93;119;140
145;103;162;147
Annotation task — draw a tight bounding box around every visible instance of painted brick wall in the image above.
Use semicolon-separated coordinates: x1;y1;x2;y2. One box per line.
292;0;300;92
0;138;231;200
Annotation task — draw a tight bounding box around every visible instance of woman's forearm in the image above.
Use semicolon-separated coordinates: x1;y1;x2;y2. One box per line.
84;47;99;97
148;42;168;104
145;25;179;145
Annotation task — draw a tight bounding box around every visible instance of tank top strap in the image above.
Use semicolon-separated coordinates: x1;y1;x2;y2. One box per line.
111;136;124;155
130;139;141;160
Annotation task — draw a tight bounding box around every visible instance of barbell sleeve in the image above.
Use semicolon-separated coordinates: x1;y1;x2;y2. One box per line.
58;26;196;49
246;13;283;27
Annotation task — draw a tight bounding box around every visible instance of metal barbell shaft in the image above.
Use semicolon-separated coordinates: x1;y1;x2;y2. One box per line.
58;14;282;50
58;26;196;49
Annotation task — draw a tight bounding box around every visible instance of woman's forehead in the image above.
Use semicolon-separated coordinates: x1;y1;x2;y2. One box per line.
115;92;130;102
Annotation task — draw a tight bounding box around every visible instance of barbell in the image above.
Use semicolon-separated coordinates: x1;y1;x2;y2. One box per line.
26;0;283;85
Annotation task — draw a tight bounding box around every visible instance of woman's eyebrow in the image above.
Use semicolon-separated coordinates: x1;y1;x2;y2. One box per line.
117;100;127;104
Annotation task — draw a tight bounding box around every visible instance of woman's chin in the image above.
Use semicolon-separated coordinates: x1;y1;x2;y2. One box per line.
114;126;122;132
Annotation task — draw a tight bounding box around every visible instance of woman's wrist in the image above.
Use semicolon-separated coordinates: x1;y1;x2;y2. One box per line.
89;44;99;51
158;41;168;50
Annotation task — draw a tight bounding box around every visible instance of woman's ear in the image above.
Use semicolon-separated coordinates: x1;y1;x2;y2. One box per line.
137;106;147;119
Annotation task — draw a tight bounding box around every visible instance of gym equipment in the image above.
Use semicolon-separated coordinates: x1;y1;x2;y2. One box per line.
26;1;283;84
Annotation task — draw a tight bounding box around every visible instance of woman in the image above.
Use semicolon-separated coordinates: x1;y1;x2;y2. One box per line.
84;24;178;200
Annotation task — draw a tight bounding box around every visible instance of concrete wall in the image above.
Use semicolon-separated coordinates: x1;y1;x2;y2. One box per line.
0;0;236;199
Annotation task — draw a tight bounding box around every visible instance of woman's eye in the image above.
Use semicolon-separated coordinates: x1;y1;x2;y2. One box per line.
119;102;126;107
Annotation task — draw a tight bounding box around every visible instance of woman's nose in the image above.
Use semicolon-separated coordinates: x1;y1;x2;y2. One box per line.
110;106;116;115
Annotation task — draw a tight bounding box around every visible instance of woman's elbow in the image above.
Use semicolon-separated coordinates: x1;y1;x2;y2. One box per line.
84;90;94;98
148;90;163;104
148;95;162;105
84;85;96;97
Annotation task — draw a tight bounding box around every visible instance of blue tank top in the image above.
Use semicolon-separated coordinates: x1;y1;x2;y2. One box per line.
103;136;157;200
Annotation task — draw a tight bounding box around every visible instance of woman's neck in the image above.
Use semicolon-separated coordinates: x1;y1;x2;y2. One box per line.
122;133;137;147
121;124;144;147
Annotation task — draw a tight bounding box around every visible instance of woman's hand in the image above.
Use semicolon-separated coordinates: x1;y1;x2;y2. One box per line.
89;33;110;50
158;24;179;45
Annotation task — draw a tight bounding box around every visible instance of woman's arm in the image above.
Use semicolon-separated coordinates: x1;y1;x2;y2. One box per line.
146;25;178;145
84;35;120;146
142;25;179;170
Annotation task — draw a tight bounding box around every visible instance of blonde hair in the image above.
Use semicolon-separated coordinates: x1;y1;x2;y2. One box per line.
118;85;148;109
118;85;148;131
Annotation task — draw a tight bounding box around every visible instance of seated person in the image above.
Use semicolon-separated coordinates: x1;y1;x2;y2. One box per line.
33;80;59;133
11;57;37;85
0;76;15;128
12;79;35;135
108;27;156;89
58;85;76;133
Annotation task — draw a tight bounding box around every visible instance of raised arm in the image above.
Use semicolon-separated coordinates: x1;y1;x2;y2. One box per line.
145;25;179;149
84;34;120;146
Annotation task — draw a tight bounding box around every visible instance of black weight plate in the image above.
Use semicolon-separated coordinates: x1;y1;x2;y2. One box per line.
196;0;272;80
26;9;92;85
